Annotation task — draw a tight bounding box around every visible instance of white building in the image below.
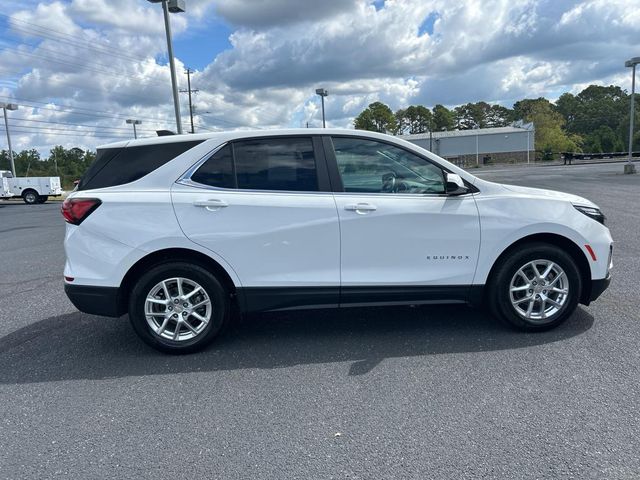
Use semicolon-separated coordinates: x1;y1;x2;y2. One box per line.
401;123;535;166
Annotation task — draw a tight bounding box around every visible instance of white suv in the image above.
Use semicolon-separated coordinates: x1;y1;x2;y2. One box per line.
62;129;612;353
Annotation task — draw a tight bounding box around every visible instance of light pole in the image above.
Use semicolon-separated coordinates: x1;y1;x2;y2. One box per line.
126;119;142;138
147;0;185;134
0;102;18;176
624;57;639;174
315;88;328;128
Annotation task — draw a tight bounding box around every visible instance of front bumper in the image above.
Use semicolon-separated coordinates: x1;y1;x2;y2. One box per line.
588;275;611;303
64;283;123;317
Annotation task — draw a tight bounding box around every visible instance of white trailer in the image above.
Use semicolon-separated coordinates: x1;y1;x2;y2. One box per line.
0;170;63;204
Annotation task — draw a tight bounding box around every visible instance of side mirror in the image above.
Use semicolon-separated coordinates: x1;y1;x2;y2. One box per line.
445;173;469;195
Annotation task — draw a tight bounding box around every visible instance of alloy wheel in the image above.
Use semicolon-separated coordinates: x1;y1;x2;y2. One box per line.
144;277;212;341
509;259;569;322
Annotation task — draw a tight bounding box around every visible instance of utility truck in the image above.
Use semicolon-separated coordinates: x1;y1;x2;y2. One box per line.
0;170;63;204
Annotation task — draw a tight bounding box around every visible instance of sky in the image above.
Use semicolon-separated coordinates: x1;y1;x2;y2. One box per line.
0;0;639;154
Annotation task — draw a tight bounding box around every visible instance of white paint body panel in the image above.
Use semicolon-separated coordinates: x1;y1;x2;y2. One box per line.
470;180;613;282
63;190;241;287
63;129;613;296
171;186;340;287
333;193;480;285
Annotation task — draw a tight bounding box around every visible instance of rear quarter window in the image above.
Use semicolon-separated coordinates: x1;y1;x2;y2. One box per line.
78;140;203;190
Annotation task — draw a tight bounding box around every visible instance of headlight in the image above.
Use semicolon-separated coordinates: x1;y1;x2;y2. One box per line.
574;205;605;225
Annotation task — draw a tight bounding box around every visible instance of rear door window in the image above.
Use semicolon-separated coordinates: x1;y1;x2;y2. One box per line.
233;137;318;191
190;144;235;188
78;140;203;190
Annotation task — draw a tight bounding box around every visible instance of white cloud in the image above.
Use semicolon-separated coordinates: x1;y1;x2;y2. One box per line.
1;0;640;154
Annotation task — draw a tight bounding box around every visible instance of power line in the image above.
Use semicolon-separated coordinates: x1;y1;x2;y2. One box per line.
16;78;177;105
2;46;171;89
0;95;174;124
1;126;130;139
1;123;132;135
6;25;153;67
1;14;288;131
3;48;157;85
0;13;152;64
11;117;159;133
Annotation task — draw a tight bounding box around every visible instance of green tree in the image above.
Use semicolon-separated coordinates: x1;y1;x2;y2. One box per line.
0;150;15;172
395;105;432;135
354;102;398;133
584;125;624;153
486;104;513;127
618;109;640;152
432;104;455;131
454;103;483;129
514;98;581;156
555;92;580;127
556;86;629;153
13;149;41;176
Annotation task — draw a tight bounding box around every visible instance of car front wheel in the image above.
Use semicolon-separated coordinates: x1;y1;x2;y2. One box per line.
128;262;229;353
488;243;582;331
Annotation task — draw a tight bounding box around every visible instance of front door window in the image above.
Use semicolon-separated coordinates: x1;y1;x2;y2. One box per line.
332;137;445;194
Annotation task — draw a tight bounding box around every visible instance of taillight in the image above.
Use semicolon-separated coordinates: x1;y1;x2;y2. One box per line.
61;198;101;225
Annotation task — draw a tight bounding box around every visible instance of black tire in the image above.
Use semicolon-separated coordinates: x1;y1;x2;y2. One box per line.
487;242;582;331
128;262;229;354
37;195;48;204
22;190;38;204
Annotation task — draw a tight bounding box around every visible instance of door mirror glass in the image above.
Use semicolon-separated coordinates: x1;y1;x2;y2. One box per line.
446;173;469;195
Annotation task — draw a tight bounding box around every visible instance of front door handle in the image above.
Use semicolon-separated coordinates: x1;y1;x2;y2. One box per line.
344;203;377;214
193;199;229;211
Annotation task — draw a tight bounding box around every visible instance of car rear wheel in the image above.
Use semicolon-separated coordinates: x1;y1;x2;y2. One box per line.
22;190;38;204
488;243;582;331
128;262;229;353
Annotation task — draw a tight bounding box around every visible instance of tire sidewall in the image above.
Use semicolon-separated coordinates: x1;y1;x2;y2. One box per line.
492;244;582;331
128;263;228;353
23;191;38;204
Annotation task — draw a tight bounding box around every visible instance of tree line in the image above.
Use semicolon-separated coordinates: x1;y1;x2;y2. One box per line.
1;84;637;177
0;146;96;189
354;85;640;158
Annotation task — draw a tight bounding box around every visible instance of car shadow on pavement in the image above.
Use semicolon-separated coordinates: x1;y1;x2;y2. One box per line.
0;305;594;384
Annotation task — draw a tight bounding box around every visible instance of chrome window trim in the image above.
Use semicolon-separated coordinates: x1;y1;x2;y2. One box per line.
175;139;476;198
176;140;329;196
176;142;228;186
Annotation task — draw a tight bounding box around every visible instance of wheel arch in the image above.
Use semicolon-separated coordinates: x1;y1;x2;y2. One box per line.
485;233;593;305
117;247;238;316
22;188;38;198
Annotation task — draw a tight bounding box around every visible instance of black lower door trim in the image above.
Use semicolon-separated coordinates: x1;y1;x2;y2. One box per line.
238;285;482;313
340;285;471;307
239;287;339;313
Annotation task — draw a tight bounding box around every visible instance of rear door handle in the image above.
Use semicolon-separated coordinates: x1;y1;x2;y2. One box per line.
193;199;229;210
344;203;377;213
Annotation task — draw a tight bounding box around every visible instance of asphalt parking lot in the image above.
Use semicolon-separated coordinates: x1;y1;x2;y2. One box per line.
1;162;639;479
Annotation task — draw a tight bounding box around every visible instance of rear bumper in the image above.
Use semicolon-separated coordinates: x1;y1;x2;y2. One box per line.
64;283;122;317
589;275;611;303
